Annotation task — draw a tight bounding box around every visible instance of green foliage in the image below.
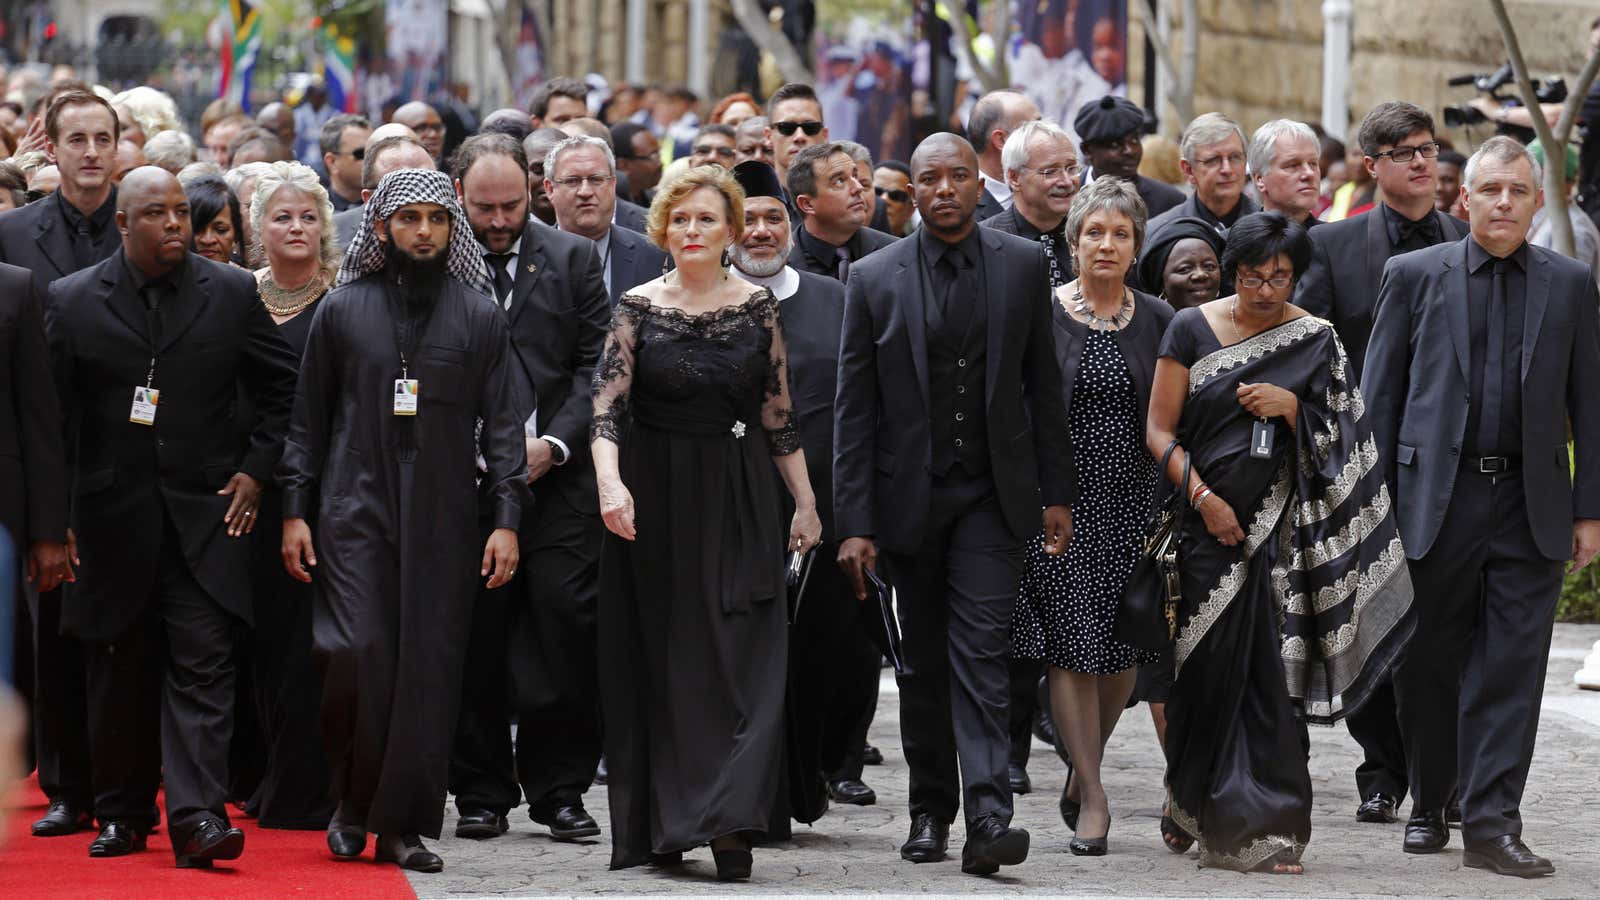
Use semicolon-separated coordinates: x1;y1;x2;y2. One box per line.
1559;564;1600;623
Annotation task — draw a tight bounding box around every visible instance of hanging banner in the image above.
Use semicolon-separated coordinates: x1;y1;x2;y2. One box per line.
1007;0;1128;141
512;4;547;111
814;1;916;165
386;0;449;103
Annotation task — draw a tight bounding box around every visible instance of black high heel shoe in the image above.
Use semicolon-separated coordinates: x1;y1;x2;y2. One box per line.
1058;762;1079;830
1069;819;1109;857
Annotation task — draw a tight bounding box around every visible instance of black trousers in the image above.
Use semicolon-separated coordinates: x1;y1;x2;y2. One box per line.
28;581;93;811
1396;468;1563;845
450;487;603;817
882;469;1021;827
1345;675;1408;802
85;518;236;851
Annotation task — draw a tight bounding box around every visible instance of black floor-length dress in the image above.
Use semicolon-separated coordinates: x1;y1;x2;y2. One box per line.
592;289;799;869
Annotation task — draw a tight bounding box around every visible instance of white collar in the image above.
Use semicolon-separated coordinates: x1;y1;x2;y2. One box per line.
736;265;799;300
982;171;1013;206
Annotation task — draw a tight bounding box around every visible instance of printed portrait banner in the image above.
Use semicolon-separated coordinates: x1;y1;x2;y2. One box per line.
385;0;449;103
813;1;917;165
1007;0;1128;141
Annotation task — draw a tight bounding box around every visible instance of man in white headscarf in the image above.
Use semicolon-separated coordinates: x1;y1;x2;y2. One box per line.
278;167;528;873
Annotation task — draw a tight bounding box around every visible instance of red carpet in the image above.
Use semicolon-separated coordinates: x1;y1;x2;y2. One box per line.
0;775;415;899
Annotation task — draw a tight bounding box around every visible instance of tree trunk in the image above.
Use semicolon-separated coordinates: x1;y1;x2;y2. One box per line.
951;2;1010;94
728;0;813;84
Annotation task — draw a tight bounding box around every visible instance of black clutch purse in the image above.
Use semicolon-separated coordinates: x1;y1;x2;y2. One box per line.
1115;439;1189;652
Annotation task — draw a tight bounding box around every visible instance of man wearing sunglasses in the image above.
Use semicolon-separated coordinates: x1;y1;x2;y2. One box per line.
873;161;914;237
767;83;830;193
787;143;896;283
1296;102;1467;837
319;114;372;213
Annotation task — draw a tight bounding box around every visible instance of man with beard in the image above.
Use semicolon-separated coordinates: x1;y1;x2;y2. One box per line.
787;143;896;282
44;167;300;866
544;135;665;305
447;134;610;844
728;161;883;812
279;168;528;872
1073;95;1183;219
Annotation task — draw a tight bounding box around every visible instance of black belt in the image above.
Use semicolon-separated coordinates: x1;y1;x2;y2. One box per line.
1465;455;1519;474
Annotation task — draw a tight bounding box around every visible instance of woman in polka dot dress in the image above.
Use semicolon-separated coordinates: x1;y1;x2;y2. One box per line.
1013;178;1174;856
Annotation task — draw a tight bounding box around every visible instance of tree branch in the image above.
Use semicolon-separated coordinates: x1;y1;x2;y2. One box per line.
728;0;813;84
1489;0;1571;255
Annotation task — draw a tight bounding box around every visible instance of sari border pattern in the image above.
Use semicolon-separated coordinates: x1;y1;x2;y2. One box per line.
1186;315;1328;396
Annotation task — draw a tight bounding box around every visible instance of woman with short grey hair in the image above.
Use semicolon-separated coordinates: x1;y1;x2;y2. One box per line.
1013;174;1173;856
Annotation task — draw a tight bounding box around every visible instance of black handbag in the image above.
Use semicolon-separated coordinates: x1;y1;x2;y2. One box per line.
1114;439;1190;652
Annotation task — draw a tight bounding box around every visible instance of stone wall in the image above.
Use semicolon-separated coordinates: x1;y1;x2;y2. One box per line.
1129;0;1597;146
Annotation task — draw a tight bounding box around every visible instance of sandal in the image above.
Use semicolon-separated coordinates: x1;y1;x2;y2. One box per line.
1160;814;1194;854
1251;849;1303;875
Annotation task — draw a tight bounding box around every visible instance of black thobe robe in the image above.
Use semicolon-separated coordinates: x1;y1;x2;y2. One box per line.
278;273;529;838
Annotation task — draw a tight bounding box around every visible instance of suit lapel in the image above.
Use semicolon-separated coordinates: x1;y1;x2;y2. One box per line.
34;208;74;279
508;227;548;324
1365;205;1390;296
898;240;929;413
100;259;148;344
1522;251;1552;382
1442;242;1471;384
156;259;209;354
982;229;1008;407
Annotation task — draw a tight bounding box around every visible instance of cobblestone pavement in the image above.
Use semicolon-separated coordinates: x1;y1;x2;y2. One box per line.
411;624;1600;898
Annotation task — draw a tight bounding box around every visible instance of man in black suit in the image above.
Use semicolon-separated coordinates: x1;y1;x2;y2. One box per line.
1073;95;1183;220
44;167;299;866
1295;104;1467;827
448;134;610;843
544;135;666;305
1248;119;1323;231
967;91;1040;223
1146;113;1259;248
0;89;124;839
1364;136;1600;877
613;198;649;234
835;134;1074;875
1298;102;1468;380
787;143;897;281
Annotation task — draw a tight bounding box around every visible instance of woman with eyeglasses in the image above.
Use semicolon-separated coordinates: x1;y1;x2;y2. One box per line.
1144;212;1412;874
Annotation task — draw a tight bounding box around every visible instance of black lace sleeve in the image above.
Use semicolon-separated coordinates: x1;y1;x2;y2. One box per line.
590;298;644;445
752;290;801;456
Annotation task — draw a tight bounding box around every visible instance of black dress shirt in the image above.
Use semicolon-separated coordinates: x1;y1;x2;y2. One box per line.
1382;203;1441;256
918;225;986;327
797;222;872;276
61;191;119;270
1463;238;1526;458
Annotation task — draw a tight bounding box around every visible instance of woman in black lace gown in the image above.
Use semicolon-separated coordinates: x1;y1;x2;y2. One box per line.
590;166;821;882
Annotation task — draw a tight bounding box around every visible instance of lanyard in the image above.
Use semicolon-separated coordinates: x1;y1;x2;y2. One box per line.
385;280;437;379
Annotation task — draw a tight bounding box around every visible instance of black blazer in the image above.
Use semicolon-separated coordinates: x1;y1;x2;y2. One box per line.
1296;205;1468;377
1363;238;1600;561
1145;190;1261;236
1053;289;1174;432
788;223;898;280
44;251;300;639
614;198;649;235
776;269;845;536
501;218;610;513
606;224;666;307
973;182;1002;224
834;225;1076;552
0;190;121;300
0;261;66;546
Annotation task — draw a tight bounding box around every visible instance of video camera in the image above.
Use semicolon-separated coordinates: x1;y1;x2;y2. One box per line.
1443;61;1567;128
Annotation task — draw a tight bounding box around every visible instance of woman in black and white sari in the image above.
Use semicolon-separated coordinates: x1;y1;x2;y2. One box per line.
1144;212;1414;874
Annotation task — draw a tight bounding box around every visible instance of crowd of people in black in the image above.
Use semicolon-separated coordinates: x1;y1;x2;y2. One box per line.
1;61;1597;886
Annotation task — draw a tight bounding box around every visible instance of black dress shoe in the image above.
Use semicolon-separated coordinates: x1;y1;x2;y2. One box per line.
175;818;245;869
647;850;684;867
530;804;601;841
327;826;366;859
827;778;877;806
455;809;510;839
900;813;949;863
1403;810;1448;854
961;814;1029;875
1446;799;1462;827
88;821;147;857
1356;792;1398;823
1008;764;1032;795
1464;834;1554;877
32;800;93;837
593;755;608;786
862;744;884;766
376;833;443;873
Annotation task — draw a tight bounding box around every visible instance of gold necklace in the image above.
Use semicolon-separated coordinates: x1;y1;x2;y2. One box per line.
261;269;328;316
1229;297;1287;343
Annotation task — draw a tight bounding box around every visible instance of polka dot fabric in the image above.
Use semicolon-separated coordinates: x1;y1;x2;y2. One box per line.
1014;329;1160;674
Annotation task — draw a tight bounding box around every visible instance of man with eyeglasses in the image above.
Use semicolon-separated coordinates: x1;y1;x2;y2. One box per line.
966;91;1041;223
1295;102;1467;834
787;143;896;283
1073;95;1183;219
319;113;372;213
984;120;1081;293
608;122;661;206
689;123;738;168
766;83;830;193
545;135;665;306
1148;112;1259;293
1248;119;1322;230
393;101;447;165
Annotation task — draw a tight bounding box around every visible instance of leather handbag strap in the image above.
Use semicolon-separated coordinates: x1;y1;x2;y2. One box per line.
1173;451;1193;541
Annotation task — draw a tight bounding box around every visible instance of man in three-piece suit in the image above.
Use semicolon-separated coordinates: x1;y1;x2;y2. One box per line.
0;89;125;839
834;134;1075;876
543;135;666;306
44;167;299;866
1296;103;1468;826
448;134;611;843
1363;136;1600;878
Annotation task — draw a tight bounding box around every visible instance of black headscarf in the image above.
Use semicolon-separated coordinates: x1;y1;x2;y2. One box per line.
1137;216;1225;297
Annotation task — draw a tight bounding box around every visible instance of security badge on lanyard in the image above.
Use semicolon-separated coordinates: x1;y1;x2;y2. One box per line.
394;372;419;416
1251;417;1275;459
130;357;159;425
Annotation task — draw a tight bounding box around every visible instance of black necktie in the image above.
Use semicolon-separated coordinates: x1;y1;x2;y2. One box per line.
1479;259;1507;454
71;220;98;271
834;246;851;283
140;281;166;345
935;250;961;320
485;252;514;302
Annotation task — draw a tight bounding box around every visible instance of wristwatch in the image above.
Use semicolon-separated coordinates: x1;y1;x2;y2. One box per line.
542;437;568;465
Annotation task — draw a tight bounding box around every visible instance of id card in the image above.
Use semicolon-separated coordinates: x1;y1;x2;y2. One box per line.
130;386;159;425
393;378;419;415
1250;418;1275;459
